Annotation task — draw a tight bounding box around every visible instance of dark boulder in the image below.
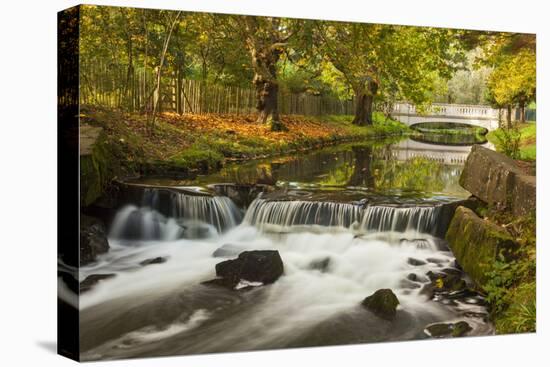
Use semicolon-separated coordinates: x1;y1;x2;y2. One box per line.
204;250;284;289
425;321;472;338
361;289;400;321
80;273;116;293
79;215;110;266
140;256;167;266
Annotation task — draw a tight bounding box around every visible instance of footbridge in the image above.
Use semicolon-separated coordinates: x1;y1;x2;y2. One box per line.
392;103;500;131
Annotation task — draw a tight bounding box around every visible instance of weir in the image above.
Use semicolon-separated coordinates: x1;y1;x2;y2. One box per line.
244;198;445;235
111;188;243;240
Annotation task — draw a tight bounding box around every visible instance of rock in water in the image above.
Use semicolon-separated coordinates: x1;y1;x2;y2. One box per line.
425;321;472;338
139;257;167;266
205;250;284;289
407;258;427;266
80;273;116;293
79;215;110;266
361;289;400;321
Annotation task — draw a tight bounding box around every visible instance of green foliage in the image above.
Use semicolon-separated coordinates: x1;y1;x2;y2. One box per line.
487;49;536;107
488;123;536;161
436;49;492;104
312;22;464;112
484;254;517;314
493;127;521;159
480;33;536;110
481;209;536;334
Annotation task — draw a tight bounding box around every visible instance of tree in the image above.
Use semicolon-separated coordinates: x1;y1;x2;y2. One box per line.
481;33;536;125
226;16;302;131
487;49;536;124
314;22;461;125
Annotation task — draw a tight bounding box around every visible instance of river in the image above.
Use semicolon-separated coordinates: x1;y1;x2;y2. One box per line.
75;136;495;361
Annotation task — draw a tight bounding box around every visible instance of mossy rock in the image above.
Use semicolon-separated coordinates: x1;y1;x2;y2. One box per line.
80;126;116;207
361;289;400;320
445;206;518;287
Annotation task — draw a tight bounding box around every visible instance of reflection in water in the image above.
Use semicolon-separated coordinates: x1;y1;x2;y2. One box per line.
410;122;489;145
74;137;494;361
186;138;475;200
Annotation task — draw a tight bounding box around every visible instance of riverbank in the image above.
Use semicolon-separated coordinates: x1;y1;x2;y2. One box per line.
79;106;410;202
445;145;536;334
477;206;536;334
487;122;536;161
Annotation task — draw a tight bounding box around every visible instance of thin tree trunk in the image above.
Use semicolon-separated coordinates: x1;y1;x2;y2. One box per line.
519;99;526;123
506;104;512;128
142;10;149;115
148;11;181;134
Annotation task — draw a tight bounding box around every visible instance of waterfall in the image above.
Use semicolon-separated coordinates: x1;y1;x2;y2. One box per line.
140;188;243;232
109;205;185;241
171;193;242;232
243;198;442;235
361;205;439;233
111;188;243;240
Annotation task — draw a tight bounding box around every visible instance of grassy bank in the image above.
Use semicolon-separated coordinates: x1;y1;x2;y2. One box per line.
487;123;536;161
80;107;410;175
475;206;536;334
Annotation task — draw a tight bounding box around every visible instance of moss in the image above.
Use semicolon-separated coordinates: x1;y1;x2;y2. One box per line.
361;289;400;320
170;144;224;172
445;206;517;287
80;131;116;206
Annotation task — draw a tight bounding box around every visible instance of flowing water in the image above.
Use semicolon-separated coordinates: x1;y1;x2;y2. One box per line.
73;137;495;361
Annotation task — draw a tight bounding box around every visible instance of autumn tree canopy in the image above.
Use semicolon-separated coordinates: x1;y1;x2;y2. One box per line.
78;5;536;132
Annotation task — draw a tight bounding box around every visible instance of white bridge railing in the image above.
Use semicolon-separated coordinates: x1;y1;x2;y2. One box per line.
392;102;500;119
391;102;501;130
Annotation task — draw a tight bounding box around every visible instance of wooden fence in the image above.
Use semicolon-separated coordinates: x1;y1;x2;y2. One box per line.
79;61;356;116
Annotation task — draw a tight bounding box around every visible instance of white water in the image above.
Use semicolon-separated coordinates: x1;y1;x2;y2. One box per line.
244;198;442;234
109;192;243;240
77;192;491;360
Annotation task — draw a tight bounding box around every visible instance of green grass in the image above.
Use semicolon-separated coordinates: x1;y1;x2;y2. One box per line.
481;209;536;334
319;112;412;137
170;144;224;171
487;122;536;160
81;106;411;176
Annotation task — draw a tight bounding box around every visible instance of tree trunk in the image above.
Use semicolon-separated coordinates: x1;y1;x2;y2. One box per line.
506;104;512;128
148;11;181;134
352;81;378;126
254;76;284;130
519;99;526;123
